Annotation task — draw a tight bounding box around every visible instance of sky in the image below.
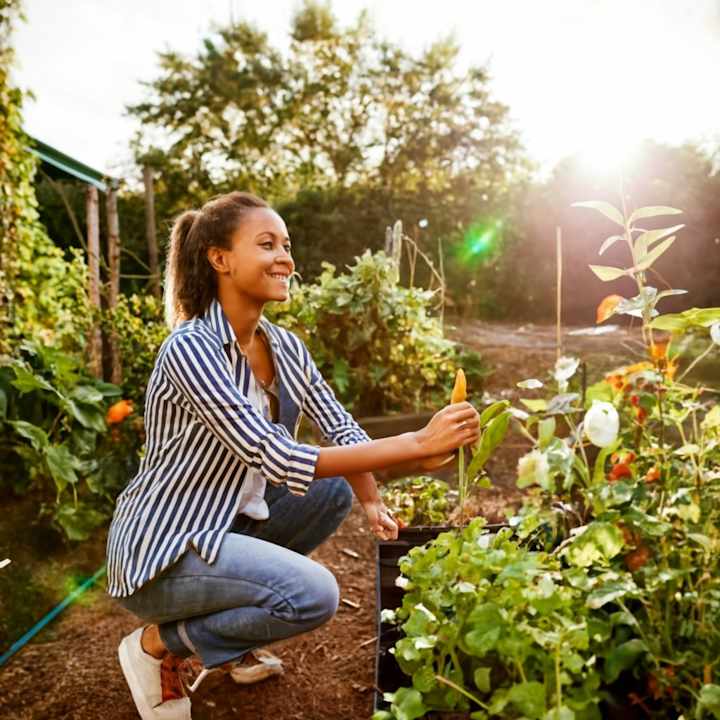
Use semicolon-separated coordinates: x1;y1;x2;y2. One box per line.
10;0;720;180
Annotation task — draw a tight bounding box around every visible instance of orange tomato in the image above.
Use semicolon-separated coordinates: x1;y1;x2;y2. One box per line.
106;399;134;425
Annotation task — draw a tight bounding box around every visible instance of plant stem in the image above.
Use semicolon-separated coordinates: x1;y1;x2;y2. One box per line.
435;674;490;711
678;343;714;383
458;447;466;526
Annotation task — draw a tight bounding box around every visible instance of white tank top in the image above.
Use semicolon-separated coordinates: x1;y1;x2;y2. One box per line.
235;369;279;520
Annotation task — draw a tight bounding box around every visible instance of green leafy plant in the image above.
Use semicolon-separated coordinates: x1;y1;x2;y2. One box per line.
381;476;453;527
267;249;488;415
0;340;141;541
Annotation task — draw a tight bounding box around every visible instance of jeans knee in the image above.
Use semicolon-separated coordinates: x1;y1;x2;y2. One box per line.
299;565;339;629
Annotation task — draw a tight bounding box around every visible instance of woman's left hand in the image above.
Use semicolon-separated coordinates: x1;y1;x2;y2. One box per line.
361;500;402;541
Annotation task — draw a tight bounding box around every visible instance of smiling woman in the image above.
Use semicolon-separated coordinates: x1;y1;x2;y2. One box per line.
106;190;482;720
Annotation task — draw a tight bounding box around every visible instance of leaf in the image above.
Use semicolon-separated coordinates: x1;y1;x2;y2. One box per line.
634;224;684;258
538;417;556;449
587;579;636;609
546;393;580;416
589;265;627;282
699;684;720;719
467;412;510;480
479;400;509;427
572;201;624;227
598;234;623;255
54;503;106;541
592;439;620;485
564;522;624;567
544;708;575;720
62;399;107;432
604;639;648;683
508;681;546;719
389;687;426;720
70;385;104;404
628;205;682;224
474;667;492;694
633;235;675;272
45;444;80;494
10;366;57;395
0;386;6;419
8;420;49;451
520;399;547;413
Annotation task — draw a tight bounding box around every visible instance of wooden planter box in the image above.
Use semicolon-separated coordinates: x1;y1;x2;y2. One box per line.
374;525;644;720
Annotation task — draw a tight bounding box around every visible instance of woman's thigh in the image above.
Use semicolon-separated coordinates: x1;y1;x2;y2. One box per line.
230;475;352;553
116;531;338;626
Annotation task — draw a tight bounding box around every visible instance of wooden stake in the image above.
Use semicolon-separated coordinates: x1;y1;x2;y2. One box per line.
106;185;122;385
556;226;563;361
86;186;103;378
143;166;161;299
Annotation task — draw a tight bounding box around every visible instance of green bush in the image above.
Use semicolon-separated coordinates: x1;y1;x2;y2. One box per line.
0;340;141;541
267;249;487;415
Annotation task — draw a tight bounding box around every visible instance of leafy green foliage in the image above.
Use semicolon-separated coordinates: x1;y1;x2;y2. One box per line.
0;341;141;541
379;519;613;719
99;293;169;406
381;476;452;527
267;250;486;415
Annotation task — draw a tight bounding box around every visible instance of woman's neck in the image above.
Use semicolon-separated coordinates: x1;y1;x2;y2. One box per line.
216;287;264;350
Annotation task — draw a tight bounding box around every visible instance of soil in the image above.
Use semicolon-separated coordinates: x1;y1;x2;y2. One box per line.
0;321;646;719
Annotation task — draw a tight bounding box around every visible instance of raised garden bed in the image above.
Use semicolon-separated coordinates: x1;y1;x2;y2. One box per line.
374;524;507;719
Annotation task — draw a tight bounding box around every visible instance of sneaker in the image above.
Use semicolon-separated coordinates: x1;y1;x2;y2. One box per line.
181;649;284;692
118;626;192;720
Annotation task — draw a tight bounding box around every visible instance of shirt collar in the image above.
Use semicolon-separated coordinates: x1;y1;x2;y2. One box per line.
201;297;279;349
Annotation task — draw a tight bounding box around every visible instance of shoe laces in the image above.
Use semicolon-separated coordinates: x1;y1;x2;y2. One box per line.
160;653;186;702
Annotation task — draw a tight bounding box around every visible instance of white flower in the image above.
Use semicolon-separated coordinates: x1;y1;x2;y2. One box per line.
584;401;619;448
554;356;580;384
710;322;720;346
517;378;544;389
395;576;410;590
517;449;551;489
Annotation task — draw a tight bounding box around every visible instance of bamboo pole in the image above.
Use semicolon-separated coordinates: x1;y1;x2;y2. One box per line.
143;165;161;299
106;184;122;385
85;186;103;378
556;226;563;361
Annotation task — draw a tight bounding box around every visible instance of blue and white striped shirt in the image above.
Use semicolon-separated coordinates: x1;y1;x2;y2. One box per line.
106;297;371;597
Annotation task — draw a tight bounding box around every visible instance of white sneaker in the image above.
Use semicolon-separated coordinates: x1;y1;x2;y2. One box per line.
118;627;192;720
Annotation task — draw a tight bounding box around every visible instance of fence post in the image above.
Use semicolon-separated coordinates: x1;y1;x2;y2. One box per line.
106;183;122;385
143;165;161;299
85;186;103;378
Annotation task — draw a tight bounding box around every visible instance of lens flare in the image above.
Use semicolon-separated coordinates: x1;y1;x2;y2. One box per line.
456;219;503;267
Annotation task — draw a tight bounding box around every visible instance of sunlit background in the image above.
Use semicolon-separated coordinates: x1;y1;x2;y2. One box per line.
11;0;720;178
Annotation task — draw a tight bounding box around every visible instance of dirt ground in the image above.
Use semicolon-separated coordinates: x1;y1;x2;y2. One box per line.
0;321;643;719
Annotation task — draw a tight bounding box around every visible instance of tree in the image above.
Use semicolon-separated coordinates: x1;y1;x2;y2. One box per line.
127;1;531;284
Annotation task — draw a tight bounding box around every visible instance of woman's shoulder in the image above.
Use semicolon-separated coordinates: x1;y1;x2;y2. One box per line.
158;317;222;360
260;317;309;363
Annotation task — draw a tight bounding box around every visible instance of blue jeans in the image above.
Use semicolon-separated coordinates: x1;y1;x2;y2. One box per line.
115;476;353;668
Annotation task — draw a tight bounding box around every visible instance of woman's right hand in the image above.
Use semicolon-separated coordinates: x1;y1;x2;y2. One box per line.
413;401;481;458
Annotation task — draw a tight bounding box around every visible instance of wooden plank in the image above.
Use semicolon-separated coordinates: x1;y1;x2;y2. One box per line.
85;186;103;378
106;185;122;385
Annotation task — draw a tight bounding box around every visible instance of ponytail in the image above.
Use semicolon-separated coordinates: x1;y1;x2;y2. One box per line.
164;210;198;330
163;192;269;330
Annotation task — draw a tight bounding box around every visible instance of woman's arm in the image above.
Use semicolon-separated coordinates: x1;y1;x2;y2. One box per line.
314;402;480;478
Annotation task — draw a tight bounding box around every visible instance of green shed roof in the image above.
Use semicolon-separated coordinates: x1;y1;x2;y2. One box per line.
27;136;118;192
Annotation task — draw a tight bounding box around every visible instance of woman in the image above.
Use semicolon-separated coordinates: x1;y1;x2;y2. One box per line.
106;191;480;720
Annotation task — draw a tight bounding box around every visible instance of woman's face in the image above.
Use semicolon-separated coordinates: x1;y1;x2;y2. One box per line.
211;207;295;303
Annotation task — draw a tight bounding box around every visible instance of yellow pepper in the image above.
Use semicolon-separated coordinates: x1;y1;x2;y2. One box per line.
451;368;467;404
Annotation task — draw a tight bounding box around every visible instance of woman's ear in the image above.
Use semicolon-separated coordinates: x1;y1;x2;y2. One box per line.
206;246;229;275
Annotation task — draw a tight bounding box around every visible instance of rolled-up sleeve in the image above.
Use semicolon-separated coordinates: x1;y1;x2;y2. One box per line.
161;332;319;496
297;339;371;447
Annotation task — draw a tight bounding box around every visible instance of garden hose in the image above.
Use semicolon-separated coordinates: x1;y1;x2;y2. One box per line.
0;564;106;668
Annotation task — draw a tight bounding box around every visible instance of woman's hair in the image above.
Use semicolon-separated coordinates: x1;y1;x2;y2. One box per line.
163;191;269;329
